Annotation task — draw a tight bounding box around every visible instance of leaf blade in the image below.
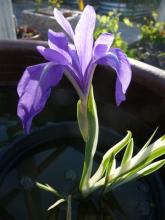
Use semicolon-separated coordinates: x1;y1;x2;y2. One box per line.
89;131;132;185
48;199;65;211
121;138;134;166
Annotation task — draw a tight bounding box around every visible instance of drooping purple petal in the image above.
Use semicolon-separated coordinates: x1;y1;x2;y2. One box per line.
109;48;132;95
17;62;64;134
74;5;96;75
93;33;114;59
48;29;68;50
37;46;72;64
37;46;83;93
89;48;132;105
115;78;126;105
54;8;74;40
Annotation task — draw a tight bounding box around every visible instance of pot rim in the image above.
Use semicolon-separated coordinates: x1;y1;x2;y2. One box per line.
0;40;164;96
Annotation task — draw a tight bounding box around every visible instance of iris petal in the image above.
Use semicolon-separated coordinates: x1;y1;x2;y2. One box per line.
17;62;64;134
87;48;131;105
48;29;68;50
74;5;96;75
17;6;132;135
37;46;72;64
109;48;132;94
37;46;82;93
54;8;74;40
93;33;114;59
68;44;82;74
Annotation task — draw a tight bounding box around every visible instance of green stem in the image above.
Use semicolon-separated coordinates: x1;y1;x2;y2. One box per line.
77;98;88;141
66;195;72;220
78;86;99;197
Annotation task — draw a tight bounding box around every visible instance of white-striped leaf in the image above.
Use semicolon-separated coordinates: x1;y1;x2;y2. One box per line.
36;182;64;198
141;127;158;151
120;138;134;168
89;131;132;186
104;153;116;188
48;199;65;211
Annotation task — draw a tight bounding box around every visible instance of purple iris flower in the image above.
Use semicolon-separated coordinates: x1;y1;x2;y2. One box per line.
17;5;132;134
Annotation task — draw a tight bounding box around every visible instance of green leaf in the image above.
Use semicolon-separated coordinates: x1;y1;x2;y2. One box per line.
104;153;116;188
130;135;165;170
106;135;165;191
36;182;51;192
48;199;65;211
123;17;133;27
95;133;165;193
118;138;134;176
116;134;165;179
89;131;132;186
79;85;99;196
120;138;134;167
111;160;165;190
36;182;64;198
140;127;158;151
138;159;165;176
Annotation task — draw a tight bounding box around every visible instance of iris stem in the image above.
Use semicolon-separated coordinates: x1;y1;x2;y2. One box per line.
66;195;72;220
78;86;99;197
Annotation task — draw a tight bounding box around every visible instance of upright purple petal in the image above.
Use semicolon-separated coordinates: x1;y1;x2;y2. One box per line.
54;8;74;40
91;48;132;105
74;5;96;75
17;62;64;134
93;33;114;59
48;29;68;50
68;44;81;74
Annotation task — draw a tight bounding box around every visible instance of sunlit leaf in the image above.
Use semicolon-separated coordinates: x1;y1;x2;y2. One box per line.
90;134;165;193
111;160;165;190
36;182;64;198
48;199;65;211
104;153;116;188
123;18;133;27
120;138;134;167
89;131;132;186
140;127;158;151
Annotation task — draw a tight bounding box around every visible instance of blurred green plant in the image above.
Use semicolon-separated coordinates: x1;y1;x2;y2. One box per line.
34;0;43;11
138;11;165;44
48;0;63;8
95;10;165;65
94;11;135;58
34;0;63;10
132;11;165;68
